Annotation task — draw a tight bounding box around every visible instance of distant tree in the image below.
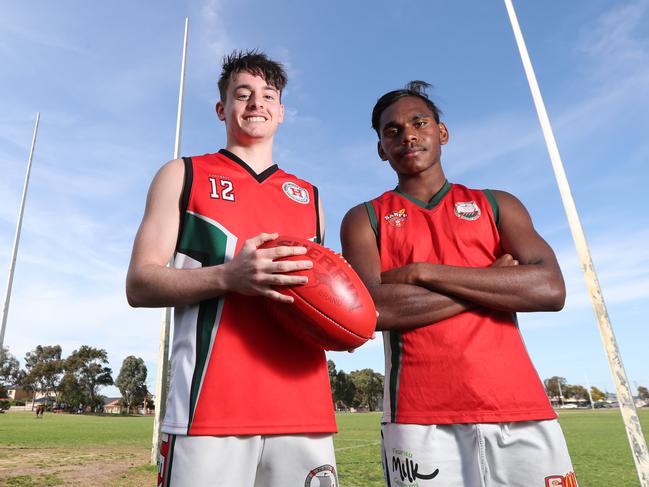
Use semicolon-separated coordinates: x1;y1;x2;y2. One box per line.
563;384;588;401
23;345;64;404
544;376;567;399
59;371;85;410
0;347;21;398
590;386;606;402
65;346;113;410
638;386;649;401
116;356;148;414
327;360;337;390
350;369;384;411
334;370;357;410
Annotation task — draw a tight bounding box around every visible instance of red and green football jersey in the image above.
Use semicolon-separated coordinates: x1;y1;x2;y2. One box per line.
366;182;555;424
162;149;336;436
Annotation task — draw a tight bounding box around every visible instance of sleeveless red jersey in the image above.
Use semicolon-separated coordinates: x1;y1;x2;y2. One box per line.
162;149;336;436
367;182;555;424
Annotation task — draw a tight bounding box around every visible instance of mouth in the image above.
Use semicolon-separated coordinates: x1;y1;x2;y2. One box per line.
243;114;267;122
399;146;425;158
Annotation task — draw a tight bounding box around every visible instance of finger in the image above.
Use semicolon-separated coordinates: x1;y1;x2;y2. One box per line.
272;260;313;273
264;289;294;303
249;232;280;248
263;245;308;259
266;274;309;286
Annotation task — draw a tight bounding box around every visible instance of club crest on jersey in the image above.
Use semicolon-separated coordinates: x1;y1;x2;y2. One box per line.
545;471;578;487
304;464;337;487
283;182;310;204
454;201;481;221
384;209;408;227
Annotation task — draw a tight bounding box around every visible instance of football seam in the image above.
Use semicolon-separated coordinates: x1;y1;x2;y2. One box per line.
285;288;368;341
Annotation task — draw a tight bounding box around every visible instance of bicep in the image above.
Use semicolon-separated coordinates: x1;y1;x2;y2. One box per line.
340;204;381;288
494;190;558;266
129;160;184;269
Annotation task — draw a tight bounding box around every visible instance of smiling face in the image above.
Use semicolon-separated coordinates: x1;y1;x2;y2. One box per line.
216;70;285;146
377;96;448;177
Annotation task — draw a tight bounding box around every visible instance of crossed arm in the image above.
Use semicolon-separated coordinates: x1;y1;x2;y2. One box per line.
340;190;565;331
125;159;321;308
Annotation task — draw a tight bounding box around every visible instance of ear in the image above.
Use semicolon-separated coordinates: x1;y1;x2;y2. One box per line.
215;101;226;121
438;122;449;145
377;141;388;161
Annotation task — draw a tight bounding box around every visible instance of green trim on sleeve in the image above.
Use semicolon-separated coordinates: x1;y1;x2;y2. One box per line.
364;201;379;237
483;189;500;228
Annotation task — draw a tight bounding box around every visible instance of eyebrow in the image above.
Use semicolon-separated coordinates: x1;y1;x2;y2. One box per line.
382;113;434;130
233;84;279;92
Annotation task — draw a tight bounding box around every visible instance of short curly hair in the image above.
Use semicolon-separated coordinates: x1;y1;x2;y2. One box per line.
371;81;442;137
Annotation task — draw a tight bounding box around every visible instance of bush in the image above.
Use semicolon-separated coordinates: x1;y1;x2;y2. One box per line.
13;400;26;406
0;400;11;411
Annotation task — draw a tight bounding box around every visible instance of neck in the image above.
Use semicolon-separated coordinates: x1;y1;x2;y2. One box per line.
397;164;447;202
225;139;275;173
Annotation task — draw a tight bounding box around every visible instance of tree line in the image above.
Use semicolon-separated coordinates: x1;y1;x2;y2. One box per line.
328;360;384;411
0;346;148;414
544;375;649;404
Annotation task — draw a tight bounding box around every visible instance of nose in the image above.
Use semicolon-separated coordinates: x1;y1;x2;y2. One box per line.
247;92;264;109
402;126;417;144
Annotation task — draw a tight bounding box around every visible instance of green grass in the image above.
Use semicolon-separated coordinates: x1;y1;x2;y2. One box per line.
0;412;151;448
2;409;649;486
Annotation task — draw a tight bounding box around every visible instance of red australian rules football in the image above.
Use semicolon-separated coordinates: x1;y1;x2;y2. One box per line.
261;236;376;351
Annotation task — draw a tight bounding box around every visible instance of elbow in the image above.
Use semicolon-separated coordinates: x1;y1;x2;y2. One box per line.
125;274;147;308
542;281;566;312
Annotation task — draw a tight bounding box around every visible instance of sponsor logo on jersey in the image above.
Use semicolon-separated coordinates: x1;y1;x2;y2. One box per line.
304;464;337;487
283;182;310;204
545;471;578;487
384;209;408;227
454;201;481;221
390;448;439;484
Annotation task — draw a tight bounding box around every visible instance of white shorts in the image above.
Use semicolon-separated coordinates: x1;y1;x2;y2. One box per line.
158;433;338;487
381;420;577;487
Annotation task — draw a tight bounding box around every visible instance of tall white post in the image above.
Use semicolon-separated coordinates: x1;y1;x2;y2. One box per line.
151;17;189;467
503;1;649;484
1;113;40;349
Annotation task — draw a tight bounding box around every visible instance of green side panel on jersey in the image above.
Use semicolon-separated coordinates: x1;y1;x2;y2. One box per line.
364;202;379;237
394;180;451;210
177;213;230;431
483;189;500;228
388;331;403;423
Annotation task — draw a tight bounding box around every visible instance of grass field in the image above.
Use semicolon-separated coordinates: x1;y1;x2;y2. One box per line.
1;409;648;486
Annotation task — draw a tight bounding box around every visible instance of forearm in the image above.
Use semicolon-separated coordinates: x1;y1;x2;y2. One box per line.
371;283;473;331
126;263;230;308
411;263;565;312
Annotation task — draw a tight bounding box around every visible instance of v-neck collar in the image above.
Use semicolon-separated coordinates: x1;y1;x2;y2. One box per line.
219;149;279;183
394;180;452;210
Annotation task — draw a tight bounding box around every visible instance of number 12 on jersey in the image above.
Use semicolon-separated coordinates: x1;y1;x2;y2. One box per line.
208;177;235;202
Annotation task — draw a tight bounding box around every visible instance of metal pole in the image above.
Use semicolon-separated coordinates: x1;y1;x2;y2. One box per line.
503;1;649;484
151;17;189;467
0;112;40;349
557;378;564;407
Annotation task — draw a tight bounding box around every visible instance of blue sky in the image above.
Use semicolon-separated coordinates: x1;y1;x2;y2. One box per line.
1;0;648;399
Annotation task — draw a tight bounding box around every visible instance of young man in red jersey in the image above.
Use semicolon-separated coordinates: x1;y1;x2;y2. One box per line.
127;50;338;487
341;81;578;487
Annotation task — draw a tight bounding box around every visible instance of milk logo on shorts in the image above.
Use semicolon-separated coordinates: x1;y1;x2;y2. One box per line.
454;201;481;221
283;182;310;204
304;464;337;487
384;208;408;227
544;471;578;487
390;448;439;484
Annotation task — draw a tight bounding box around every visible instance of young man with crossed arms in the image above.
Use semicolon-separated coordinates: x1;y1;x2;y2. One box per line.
341;81;577;487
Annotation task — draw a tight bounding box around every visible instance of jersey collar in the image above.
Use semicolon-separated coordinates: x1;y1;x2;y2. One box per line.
394;180;452;210
218;149;279;183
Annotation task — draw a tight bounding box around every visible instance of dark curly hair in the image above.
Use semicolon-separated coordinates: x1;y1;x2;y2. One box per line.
371;81;442;137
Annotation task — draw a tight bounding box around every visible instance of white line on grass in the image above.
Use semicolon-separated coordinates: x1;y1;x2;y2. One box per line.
335;441;381;452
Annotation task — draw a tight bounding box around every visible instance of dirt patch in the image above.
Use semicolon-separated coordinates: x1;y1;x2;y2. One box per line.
0;446;156;487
